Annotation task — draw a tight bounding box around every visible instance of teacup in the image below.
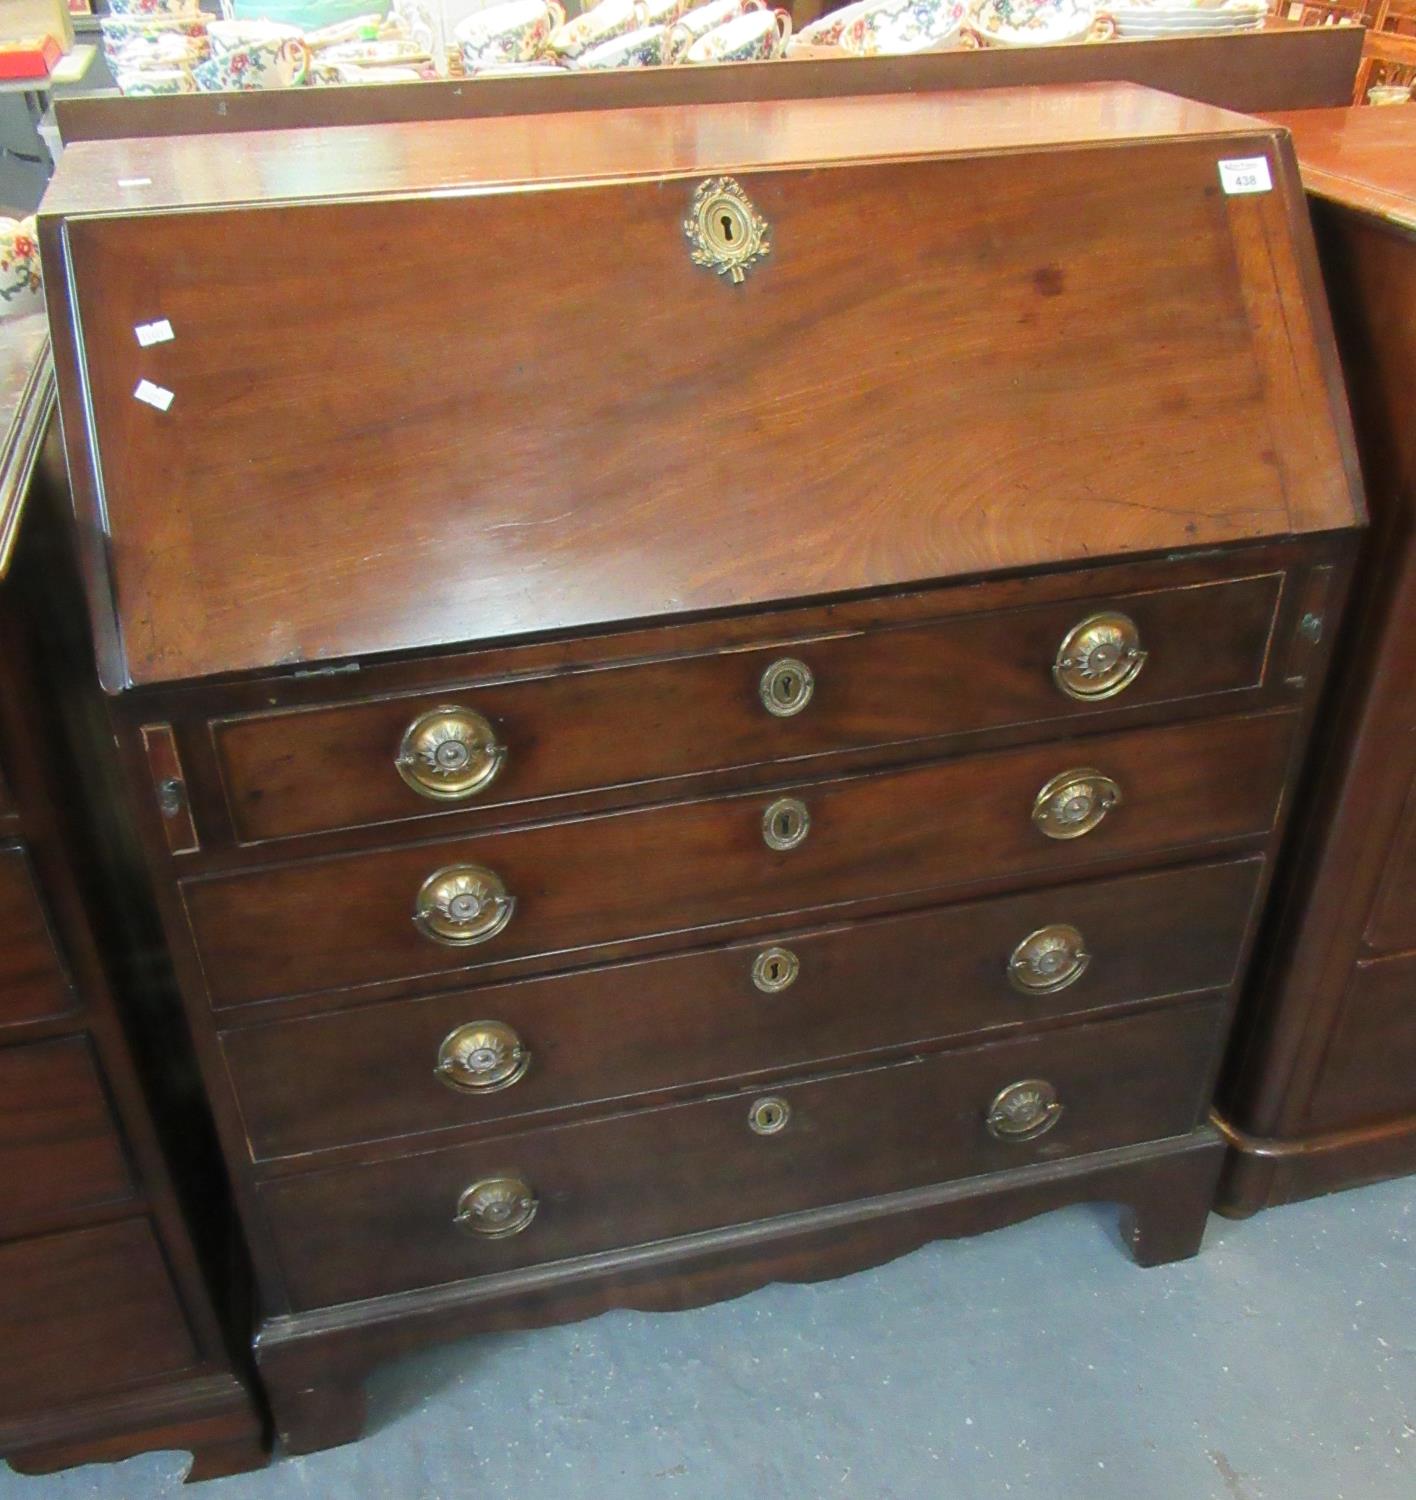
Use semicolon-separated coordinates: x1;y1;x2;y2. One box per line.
1368;83;1412;105
99;13;208;63
571;21;669;65
638;0;693;25
0;217;41;312
117;65;197;94
791;0;873;45
111;28;210;69
105;0;201;14
456;0;564;69
667;0;763;57
681;5;789;60
322;37;430;64
546;0;644;60
194;28;311;89
838;0;966;53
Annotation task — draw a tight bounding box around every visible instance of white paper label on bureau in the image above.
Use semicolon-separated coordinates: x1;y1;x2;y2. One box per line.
133;379;174;412
1218;157;1273;196
135;319;174;347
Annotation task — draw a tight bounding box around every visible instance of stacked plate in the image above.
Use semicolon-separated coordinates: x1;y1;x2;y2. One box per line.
1106;0;1265;38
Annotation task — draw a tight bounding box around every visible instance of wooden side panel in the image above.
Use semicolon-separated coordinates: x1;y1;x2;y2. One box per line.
1366;783;1416;953
60;134;1321;687
1308;954;1416;1131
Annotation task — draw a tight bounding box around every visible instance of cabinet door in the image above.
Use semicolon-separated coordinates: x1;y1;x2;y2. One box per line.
1366;780;1416;954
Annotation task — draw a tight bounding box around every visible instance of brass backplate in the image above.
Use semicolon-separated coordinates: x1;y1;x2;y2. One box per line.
396;705;506;801
1031;769;1122;841
436;1020;530;1093
1053;612;1147;702
1008;924;1090;995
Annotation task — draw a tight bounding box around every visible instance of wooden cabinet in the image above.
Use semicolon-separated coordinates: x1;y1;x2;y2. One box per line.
1217;108;1416;1212
0;321;267;1481
39;86;1363;1456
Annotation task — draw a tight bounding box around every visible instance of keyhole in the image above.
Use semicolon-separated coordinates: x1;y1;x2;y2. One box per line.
720;212;735;243
749;1096;790;1135
766;957;782;983
775;673;795;702
752;945;799;993
775;812;790;838
762;797;809;851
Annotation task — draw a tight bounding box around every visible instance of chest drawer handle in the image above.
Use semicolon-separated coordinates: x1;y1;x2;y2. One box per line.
762;796;810;851
1008;925;1090;994
1031;769;1121;840
760;658;815;717
455;1175;538;1238
1054;612;1147;702
986;1080;1064;1143
437;1021;531;1093
396;706;507;801
414;864;515;946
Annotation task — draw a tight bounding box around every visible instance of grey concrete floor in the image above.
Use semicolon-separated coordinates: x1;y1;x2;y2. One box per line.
6;1176;1412;1500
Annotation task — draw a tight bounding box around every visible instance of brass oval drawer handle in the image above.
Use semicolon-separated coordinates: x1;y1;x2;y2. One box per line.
396;706;507;801
760;657;815;718
454;1175;538;1238
414;864;515;947
1031;768;1121;841
762;796;810;851
1008;924;1090;995
436;1021;530;1093
986;1080;1064;1142
1053;612;1147;702
751;945;800;993
748;1096;791;1135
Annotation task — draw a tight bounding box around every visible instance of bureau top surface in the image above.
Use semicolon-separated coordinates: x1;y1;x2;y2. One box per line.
40;85;1361;690
1267;107;1416;229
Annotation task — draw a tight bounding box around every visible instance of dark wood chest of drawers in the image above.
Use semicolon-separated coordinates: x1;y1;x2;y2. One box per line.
39;85;1363;1455
0;321;266;1480
1217;108;1416;1211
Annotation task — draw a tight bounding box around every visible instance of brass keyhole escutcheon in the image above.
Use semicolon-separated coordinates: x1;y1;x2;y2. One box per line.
1053;612;1147;702
684;177;770;285
762;796;810;851
396;705;507;801
436;1020;531;1093
985;1079;1063;1143
1008;925;1090;995
454;1175;538;1238
759;657;815;718
1031;769;1122;841
748;1096;791;1135
752;945;800;994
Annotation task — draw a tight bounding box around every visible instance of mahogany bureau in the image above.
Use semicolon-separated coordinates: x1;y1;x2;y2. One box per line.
1217;107;1416;1212
0;318;267;1478
38;85;1363;1454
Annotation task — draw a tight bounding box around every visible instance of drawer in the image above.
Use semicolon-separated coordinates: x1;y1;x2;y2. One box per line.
223;858;1263;1161
0;1038;133;1228
0;1219;198;1416
186;712;1294;1009
214;572;1284;844
0;843;76;1029
260;999;1224;1310
1309;952;1416;1131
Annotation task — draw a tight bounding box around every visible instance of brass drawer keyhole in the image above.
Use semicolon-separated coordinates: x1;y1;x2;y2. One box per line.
748;1096;791;1135
762;797;810;851
760;657;814;717
752;945;800;993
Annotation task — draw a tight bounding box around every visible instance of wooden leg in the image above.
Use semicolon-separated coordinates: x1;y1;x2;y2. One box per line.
183;1429;273;1483
1118;1135;1224;1268
262;1371;369;1457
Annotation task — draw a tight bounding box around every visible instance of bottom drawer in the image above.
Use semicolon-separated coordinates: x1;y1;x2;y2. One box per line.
262;999;1224;1311
0;1219;199;1416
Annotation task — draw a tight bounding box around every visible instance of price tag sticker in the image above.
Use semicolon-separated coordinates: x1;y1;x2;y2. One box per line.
1218;157;1273;196
133;379;174;412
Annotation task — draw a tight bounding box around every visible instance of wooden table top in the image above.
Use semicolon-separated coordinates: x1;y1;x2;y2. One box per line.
1267;107;1416;231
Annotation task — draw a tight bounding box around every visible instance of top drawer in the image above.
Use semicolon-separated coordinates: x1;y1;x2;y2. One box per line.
214;573;1283;844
